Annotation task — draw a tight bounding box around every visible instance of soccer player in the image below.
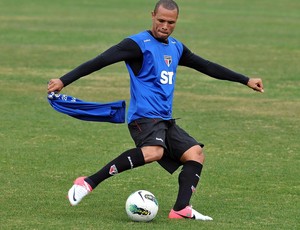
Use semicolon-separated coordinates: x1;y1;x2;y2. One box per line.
47;0;264;220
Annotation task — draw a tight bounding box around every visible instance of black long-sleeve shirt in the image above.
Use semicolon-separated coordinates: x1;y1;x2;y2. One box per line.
60;33;249;87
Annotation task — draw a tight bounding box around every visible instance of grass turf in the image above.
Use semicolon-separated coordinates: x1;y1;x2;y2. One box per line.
0;0;299;229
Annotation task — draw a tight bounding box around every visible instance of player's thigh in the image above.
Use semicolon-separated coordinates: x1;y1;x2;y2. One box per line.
166;124;204;163
141;145;164;163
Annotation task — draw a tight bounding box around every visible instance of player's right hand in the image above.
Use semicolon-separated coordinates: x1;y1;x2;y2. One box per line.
47;79;64;93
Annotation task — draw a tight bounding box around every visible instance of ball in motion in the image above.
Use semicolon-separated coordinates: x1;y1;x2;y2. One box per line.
125;190;159;222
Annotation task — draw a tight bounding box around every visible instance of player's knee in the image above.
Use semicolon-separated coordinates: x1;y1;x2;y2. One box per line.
198;147;205;163
192;145;205;163
180;145;205;164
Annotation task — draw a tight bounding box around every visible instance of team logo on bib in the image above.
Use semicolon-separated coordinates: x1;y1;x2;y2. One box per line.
164;55;172;67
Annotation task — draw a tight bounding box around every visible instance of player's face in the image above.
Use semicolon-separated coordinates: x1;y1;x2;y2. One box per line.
151;5;178;41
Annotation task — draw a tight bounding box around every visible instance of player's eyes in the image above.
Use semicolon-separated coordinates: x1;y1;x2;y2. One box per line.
158;19;175;25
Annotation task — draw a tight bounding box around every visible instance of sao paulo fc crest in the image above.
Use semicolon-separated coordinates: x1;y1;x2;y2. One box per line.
164;55;172;67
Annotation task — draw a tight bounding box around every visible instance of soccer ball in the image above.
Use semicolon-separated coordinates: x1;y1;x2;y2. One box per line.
125;190;159;222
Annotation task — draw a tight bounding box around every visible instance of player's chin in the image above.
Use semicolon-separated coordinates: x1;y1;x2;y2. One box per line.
157;32;169;40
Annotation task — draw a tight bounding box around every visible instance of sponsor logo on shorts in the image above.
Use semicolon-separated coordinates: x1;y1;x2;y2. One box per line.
155;137;164;142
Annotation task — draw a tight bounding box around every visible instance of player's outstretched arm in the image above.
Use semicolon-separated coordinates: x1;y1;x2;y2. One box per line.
247;78;264;93
47;79;64;93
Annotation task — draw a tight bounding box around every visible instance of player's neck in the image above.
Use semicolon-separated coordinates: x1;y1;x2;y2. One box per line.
147;30;169;44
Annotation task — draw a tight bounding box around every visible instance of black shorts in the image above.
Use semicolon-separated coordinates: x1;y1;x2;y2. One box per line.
128;118;204;174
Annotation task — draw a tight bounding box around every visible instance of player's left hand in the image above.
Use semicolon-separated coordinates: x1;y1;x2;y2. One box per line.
247;78;264;93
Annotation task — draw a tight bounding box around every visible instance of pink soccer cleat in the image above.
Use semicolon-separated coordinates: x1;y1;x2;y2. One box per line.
67;177;92;206
169;205;213;220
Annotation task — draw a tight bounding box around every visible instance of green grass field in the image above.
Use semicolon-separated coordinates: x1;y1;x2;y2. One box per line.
1;0;299;229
